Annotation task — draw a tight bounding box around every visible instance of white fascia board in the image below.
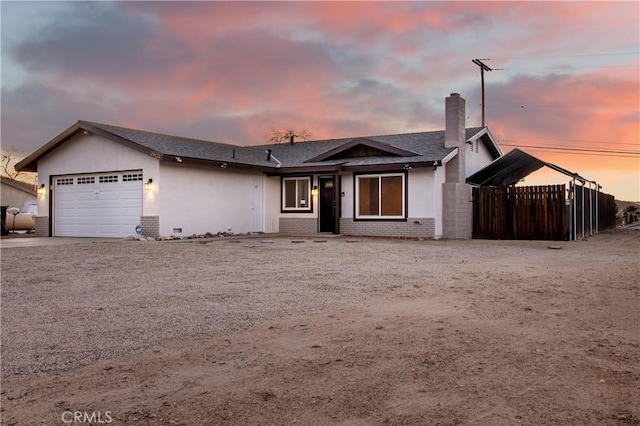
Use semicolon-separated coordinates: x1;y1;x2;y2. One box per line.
472;127;503;157
441;148;459;165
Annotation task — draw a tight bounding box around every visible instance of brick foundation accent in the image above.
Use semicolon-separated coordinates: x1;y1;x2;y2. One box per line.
34;216;49;237
141;216;160;237
340;218;435;238
279;217;317;234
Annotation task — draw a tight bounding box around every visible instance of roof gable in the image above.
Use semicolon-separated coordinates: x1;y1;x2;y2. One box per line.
304;137;419;163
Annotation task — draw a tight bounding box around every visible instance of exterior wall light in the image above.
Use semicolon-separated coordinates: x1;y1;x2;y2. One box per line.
311;185;319;196
145;178;153;191
37;183;46;196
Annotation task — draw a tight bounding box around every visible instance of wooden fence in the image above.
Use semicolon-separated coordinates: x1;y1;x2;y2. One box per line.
472;185;567;240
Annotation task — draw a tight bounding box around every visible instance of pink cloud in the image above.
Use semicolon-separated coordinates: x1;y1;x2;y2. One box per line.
487;69;639;178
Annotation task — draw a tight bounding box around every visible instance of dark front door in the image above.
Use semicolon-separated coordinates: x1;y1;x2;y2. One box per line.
319;177;335;233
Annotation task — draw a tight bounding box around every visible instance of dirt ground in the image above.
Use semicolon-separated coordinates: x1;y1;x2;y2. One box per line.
1;230;639;425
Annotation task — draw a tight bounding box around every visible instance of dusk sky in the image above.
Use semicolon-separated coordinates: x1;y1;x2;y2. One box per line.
1;1;638;200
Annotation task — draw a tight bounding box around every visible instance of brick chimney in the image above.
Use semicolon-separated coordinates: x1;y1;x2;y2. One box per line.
445;93;466;149
444;93;466;184
442;93;471;239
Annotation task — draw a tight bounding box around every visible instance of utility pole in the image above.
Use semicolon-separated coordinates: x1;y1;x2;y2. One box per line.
472;59;500;127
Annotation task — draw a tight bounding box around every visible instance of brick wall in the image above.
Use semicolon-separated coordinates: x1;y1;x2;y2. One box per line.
340;218;435;238
279;217;317;234
34;216;49;237
141;215;160;237
442;183;471;239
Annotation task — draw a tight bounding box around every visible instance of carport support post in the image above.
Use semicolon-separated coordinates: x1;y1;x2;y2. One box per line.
595;183;599;234
571;179;577;241
334;167;342;234
581;183;585;239
589;181;593;235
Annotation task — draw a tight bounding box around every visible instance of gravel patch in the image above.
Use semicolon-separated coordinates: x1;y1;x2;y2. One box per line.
1;237;466;379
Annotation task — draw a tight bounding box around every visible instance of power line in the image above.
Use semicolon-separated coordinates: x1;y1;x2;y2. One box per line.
503;146;639;159
486;52;639;60
502;137;638;147
500;143;640;157
504;149;637;159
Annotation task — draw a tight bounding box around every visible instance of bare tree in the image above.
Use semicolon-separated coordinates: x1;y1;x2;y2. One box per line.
265;127;312;144
1;147;36;184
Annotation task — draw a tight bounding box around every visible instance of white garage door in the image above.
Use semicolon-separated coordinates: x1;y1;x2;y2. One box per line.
54;171;143;237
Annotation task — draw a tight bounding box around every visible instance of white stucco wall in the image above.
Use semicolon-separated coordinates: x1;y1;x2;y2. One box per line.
407;168;436;218
340;174;354;218
158;163;265;236
465;138;495;178
1;183;36;210
433;165;446;237
264;176;281;233
36;133;160;218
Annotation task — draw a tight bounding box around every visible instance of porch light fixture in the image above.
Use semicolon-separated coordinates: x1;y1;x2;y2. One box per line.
312;185;319;196
37;183;46;195
145;178;153;191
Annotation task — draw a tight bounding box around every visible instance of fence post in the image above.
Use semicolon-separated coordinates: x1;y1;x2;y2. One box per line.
595;183;599;234
589;182;593;236
581;183;585;239
570;180;575;241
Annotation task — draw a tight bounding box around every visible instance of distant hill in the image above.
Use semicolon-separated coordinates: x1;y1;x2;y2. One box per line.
616;200;640;213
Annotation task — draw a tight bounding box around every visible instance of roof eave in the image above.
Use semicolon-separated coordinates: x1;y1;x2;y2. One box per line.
467;127;503;159
160;155;275;173
15;121;85;172
342;160;441;173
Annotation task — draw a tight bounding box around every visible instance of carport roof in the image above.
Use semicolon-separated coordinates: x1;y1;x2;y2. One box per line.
466;148;586;186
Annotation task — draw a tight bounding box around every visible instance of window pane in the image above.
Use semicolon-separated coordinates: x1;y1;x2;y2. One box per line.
358;177;379;216
284;180;297;208
381;176;403;216
297;179;309;208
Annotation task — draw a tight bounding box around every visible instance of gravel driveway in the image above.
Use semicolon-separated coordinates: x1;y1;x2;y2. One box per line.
2;232;639;426
2;236;432;379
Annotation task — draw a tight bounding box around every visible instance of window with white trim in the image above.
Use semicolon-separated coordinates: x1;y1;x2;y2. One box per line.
355;173;405;219
282;176;312;212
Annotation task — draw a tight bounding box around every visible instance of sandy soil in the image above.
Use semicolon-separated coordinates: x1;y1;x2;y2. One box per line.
1;230;639;425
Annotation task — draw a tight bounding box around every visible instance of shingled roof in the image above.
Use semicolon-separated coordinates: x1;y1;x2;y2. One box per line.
257;127;495;169
16;121;500;173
